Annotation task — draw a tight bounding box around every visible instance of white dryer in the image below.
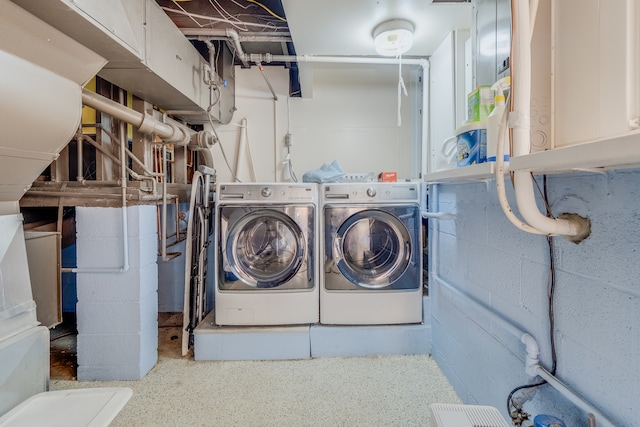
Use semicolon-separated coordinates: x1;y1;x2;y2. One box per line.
214;183;319;326
321;182;422;325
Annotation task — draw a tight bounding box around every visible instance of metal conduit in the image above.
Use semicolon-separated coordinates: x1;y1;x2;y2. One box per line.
81;89;193;145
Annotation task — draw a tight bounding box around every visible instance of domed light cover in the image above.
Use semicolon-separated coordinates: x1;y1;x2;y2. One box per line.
373;19;414;56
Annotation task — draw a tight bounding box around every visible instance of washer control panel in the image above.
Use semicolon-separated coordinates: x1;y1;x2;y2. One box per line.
218;183;317;202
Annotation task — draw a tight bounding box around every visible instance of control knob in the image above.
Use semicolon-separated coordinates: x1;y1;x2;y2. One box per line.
261;187;272;198
366;188;377;198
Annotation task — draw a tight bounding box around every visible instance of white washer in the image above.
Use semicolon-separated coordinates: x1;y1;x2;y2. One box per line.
320;182;423;325
214;182;319;326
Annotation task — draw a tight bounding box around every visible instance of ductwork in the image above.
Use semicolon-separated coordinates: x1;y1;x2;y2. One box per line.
0;0;107;208
11;0;236;125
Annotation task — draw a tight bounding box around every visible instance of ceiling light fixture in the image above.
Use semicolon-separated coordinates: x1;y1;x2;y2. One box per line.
372;19;414;56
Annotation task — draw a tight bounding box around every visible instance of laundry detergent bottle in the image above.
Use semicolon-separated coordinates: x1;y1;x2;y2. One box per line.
486;76;510;162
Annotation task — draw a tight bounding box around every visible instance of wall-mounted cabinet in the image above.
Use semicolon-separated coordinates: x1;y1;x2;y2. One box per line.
428;30;470;175
553;0;640;148
426;0;640;183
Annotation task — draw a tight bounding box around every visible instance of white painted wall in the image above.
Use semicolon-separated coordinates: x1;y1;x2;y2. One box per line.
209;63;423;183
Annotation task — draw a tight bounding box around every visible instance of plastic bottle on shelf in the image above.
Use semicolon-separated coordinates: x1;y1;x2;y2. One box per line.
486;93;507;162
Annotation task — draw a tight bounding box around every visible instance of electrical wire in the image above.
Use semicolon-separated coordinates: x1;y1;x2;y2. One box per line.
169;0;206;27
507;380;547;415
284;95;298;182
208;0;251;32
541;175;558;375
246;0;287;22
507;175;559;421
230;0;251;9
286;144;298;182
161;6;284;30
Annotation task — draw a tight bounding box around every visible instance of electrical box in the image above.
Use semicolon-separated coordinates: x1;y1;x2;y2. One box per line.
473;0;552;154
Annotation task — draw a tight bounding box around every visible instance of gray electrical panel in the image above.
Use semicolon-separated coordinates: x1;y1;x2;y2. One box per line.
473;0;511;87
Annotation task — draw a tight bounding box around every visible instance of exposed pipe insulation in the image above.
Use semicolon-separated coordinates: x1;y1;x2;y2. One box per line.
82;90;191;146
81;89;216;169
184;29;292;43
505;0;589;240
495;97;546;235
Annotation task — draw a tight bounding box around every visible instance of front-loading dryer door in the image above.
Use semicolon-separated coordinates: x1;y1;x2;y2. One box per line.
324;206;420;290
219;206;314;290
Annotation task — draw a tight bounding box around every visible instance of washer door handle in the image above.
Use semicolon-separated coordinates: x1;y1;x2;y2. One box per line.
332;233;343;264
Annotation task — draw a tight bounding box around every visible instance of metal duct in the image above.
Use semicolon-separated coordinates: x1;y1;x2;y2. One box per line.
12;0;236;125
0;0;107;207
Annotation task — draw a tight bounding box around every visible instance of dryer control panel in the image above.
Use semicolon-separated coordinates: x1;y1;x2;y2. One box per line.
323;182;419;203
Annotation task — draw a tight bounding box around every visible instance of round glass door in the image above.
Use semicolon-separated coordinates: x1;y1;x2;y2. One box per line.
226;209;306;288
333;209;411;289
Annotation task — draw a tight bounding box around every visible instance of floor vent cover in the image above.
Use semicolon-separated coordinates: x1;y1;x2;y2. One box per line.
430;404;510;427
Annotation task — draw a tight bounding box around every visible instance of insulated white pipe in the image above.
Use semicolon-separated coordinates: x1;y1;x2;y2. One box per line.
82;89;217;169
421;211;456;220
495;101;546;235
266;54;429;68
226;28;250;68
81;89;191;146
509;0;586;237
118;91;130;274
235;118;247;180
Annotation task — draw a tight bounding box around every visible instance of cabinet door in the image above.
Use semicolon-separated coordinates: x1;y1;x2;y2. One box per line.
429;31;470;173
554;0;640;146
25;232;62;328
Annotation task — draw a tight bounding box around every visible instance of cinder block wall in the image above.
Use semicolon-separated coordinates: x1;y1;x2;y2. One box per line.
429;170;640;426
76;206;158;381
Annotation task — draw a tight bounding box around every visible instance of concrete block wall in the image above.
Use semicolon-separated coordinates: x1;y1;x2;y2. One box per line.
429;169;640;426
76;206;158;381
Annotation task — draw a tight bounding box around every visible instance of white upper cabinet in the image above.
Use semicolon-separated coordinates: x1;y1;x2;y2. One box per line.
553;0;640;147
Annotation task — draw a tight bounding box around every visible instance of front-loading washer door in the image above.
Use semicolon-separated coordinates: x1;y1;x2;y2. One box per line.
219;206;315;290
324;206;420;290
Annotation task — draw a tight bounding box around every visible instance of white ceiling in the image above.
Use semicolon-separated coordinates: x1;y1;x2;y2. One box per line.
281;0;473;57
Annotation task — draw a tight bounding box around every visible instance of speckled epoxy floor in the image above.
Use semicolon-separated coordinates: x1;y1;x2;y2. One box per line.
50;314;461;426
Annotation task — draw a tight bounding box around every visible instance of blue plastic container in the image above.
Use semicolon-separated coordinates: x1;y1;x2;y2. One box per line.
455;121;487;167
534;414;566;427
